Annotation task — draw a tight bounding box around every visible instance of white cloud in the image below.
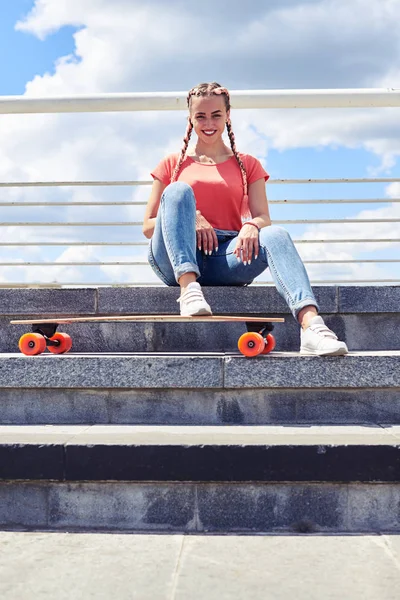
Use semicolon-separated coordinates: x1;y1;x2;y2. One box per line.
386;182;400;197
16;0;400;91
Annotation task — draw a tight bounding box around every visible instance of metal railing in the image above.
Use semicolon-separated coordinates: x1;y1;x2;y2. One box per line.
1;88;399;287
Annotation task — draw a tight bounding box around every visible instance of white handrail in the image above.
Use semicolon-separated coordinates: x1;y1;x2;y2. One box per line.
1;239;399;246
0;180;150;188
0;260;398;267
1;88;400;114
0;198;399;206
0;177;399;187
1;218;398;226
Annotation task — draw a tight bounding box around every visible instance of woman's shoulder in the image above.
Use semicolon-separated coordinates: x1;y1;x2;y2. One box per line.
153;153;181;176
238;152;268;171
237;152;259;163
238;152;269;182
159;152;180;165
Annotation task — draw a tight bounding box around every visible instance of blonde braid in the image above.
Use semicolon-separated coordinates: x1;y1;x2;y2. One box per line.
170;118;193;183
226;119;250;219
213;86;249;212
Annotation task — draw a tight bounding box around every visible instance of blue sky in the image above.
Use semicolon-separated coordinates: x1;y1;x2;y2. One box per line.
0;0;399;285
0;1;78;95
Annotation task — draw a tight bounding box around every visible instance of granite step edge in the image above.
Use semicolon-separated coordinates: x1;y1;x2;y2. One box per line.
0;352;399;389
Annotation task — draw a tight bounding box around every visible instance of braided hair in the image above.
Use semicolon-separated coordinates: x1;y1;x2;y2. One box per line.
170;82;251;220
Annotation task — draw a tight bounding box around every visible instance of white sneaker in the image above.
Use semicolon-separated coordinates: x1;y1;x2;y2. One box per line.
177;282;212;316
300;316;348;356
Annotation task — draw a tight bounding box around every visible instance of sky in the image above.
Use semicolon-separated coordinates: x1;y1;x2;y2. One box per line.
0;0;399;286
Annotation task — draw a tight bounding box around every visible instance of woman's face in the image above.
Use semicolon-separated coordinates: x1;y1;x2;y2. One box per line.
189;94;229;145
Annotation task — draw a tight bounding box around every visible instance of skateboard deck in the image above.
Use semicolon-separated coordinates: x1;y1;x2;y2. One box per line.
11;314;284;357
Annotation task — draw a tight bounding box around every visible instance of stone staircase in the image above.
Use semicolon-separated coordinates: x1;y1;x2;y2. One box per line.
0;285;399;534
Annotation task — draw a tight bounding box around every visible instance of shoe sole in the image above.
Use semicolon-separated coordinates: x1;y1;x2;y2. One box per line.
300;347;348;356
181;307;213;317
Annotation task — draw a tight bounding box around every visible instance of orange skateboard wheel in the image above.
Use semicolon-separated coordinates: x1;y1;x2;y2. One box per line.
261;333;276;354
237;331;265;357
47;332;72;354
19;333;47;356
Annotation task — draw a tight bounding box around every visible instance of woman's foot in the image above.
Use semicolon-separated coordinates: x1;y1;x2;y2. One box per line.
177;282;212;316
300;316;348;356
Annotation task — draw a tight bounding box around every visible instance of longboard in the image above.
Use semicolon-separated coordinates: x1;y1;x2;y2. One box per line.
11;314;284;357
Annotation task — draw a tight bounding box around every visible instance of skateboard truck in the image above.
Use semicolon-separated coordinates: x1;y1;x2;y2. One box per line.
32;323;60;347
245;321;274;336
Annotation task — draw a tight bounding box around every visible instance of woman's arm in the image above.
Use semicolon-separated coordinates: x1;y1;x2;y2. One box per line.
247;177;272;229
142;179;167;239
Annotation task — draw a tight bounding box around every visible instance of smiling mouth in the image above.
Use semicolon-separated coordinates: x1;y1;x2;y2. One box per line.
203;130;217;136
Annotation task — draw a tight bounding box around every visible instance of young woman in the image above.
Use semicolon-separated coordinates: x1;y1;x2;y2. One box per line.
143;82;348;356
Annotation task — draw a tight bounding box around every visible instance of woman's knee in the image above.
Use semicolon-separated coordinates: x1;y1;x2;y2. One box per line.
162;181;195;203
259;225;291;243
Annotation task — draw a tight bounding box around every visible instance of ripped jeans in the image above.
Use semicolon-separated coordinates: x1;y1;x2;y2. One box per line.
148;181;319;319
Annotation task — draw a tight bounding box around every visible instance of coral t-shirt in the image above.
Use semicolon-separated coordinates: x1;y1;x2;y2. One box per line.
151;152;269;231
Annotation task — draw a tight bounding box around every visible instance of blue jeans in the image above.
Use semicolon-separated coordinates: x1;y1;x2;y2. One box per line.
148;182;319;319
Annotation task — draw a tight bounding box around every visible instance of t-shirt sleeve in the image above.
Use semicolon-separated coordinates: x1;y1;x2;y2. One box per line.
245;155;270;184
150;154;178;185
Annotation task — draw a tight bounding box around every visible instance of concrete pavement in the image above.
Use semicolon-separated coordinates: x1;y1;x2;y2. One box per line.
1;532;400;599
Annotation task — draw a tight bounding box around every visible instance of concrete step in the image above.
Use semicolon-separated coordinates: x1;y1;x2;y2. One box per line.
1;423;400;481
0;351;399;425
1;424;400;533
1;286;399;352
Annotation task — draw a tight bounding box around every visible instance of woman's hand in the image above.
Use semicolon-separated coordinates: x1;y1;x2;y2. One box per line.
196;210;218;255
234;223;260;265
